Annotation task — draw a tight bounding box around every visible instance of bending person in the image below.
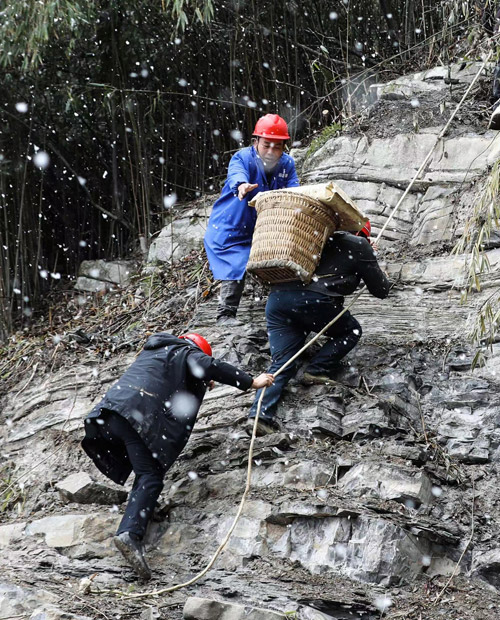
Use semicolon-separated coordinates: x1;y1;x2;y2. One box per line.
247;222;391;436
204;114;299;325
81;331;273;580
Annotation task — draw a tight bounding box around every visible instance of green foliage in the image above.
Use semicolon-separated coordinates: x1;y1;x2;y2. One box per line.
163;0;214;33
0;1;215;70
453;162;500;366
0;1;95;71
306;123;342;158
0;465;26;514
0;0;483;339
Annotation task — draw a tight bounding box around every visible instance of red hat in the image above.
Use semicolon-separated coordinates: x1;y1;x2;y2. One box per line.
253;114;290;140
357;220;371;239
178;332;212;356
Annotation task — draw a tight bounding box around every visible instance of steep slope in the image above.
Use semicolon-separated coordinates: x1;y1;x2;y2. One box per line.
2;62;500;620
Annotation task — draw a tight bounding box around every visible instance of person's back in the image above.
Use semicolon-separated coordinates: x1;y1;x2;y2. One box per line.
272;231;390;300
305;231;390;299
247;226;391;435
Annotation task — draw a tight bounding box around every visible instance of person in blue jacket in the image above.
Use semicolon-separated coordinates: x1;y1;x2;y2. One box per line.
204;114;300;324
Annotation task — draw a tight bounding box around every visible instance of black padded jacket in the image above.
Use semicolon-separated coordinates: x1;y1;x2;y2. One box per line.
272;232;391;301
82;333;253;484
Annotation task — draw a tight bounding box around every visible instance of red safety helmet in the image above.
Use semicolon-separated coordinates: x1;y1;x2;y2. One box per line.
356;220;371;239
253;114;290;140
178;332;212;356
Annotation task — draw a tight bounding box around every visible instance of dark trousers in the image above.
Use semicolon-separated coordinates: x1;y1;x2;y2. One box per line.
217;277;246;319
487;9;500;104
98;411;165;540
493;63;500;104
249;289;362;422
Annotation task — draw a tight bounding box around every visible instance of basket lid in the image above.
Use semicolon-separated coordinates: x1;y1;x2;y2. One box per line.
252;190;339;231
250;182;368;232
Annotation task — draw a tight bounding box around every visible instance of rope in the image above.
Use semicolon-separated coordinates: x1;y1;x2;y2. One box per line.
374;50;493;244
105;55;492;599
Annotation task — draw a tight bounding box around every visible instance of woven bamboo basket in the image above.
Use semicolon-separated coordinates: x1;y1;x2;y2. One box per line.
247;191;338;284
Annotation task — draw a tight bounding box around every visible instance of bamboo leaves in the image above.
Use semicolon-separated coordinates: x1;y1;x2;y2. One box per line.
163;0;214;33
0;0;483;339
454;162;500;361
0;1;95;71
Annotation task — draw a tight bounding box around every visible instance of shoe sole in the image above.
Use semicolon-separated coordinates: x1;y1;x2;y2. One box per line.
256;424;276;436
246;421;277;437
302;374;333;386
113;536;151;580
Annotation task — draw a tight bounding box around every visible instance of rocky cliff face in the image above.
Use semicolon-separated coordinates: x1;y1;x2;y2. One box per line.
2;63;500;620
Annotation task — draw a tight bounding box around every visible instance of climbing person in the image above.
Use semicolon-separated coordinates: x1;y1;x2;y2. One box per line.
478;0;500;128
81;331;274;579
204;114;300;325
247;221;391;437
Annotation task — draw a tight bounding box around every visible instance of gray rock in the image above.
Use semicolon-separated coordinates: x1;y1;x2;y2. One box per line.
73;276;107;294
285;405;342;438
380;442;428;463
342;404;400;439
411;185;458;246
370;62;492;100
337;462;433;506
445;439;490;464
436;407;492;463
3;354;134;443
471;548;500;590
283;462;333;490
75;259;136;292
303;132;500;191
56;472;127;505
217;515;266;563
140;607;161;620
266;511;440;586
0;583;57;619
183;597;286;620
0;523;26;549
30;605;92;620
24;513;118;552
148;205;208;263
298;599;377;620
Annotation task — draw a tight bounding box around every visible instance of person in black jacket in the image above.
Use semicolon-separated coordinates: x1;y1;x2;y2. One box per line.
81;331;273;580
247;223;390;436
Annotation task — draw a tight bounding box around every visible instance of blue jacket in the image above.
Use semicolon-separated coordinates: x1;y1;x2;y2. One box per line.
204;145;299;280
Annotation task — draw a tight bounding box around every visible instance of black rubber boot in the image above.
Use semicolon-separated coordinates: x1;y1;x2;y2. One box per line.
491;63;500;105
489;101;500;130
488;62;500;129
217;278;245;323
114;532;152;580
